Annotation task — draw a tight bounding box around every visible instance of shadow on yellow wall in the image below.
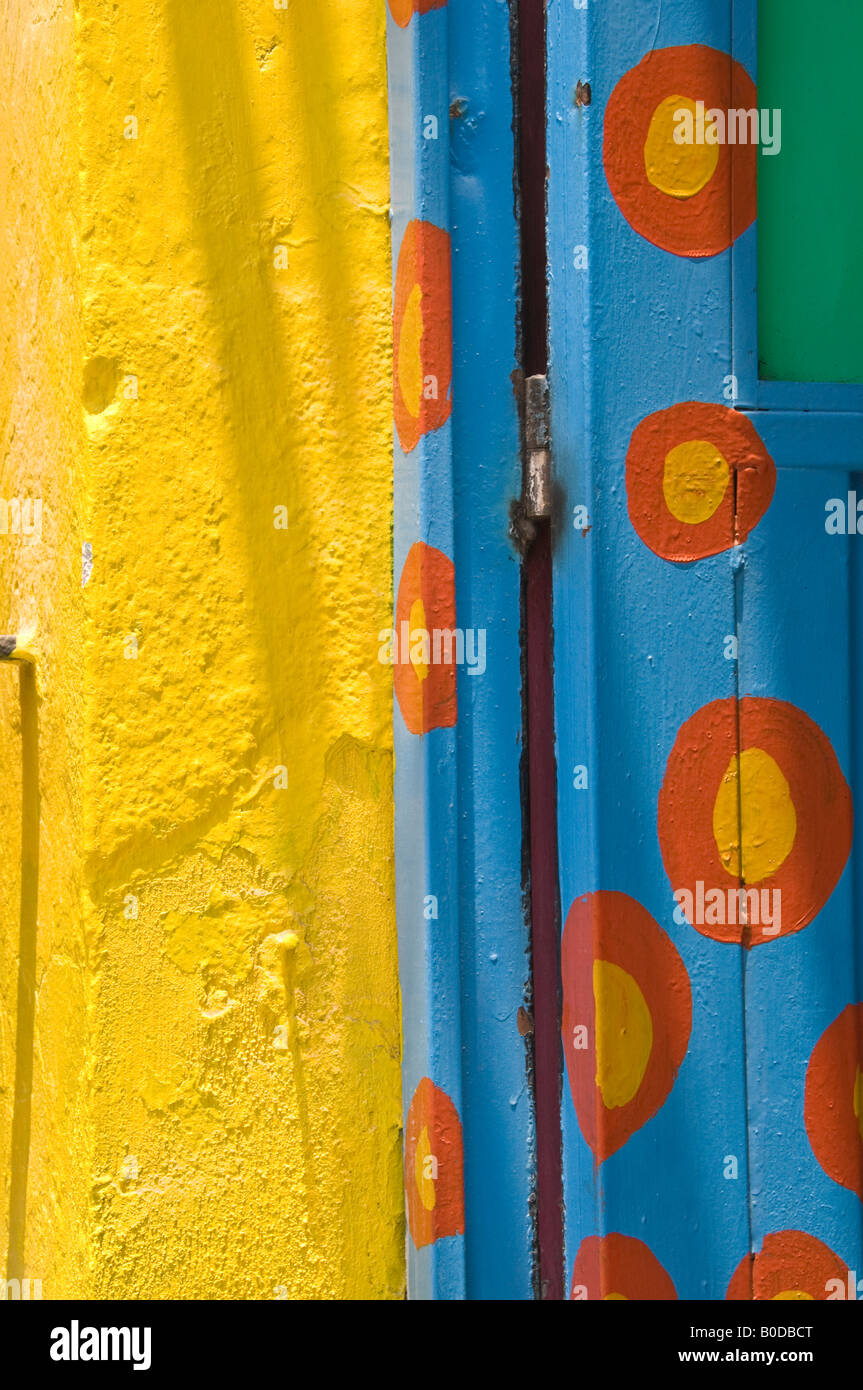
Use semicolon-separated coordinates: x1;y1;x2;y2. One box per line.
2;0;401;1300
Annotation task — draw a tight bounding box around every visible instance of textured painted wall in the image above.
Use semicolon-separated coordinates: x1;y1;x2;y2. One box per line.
1;0;402;1299
0;0;90;1298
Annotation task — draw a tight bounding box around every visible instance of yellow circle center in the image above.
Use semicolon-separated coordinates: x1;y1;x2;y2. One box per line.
398;282;424;419
604;1292;628;1300
644;95;720;199
593;959;653;1110
663;439;730;524
772;1291;814;1301
415;1124;436;1211
713;747;798;883
409;596;429;683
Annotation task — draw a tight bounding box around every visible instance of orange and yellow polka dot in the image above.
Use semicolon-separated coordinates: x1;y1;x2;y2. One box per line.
403;1077;465;1250
659;697;853;945
603;46;757;258
626;402;775;562
726;1231;846;1300
561;891;692;1162
571;1233;677;1300
393;219;452;453
805;1003;863;1202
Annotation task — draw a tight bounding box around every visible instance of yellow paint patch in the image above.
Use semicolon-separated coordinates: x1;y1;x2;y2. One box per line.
644;95;719;199
604;1292;628;1300
0;0;90;1295
662;439;730;524
714;747;798;883
161;885;279;978
772;1291;815;1301
398;282;424;420
409;597;429;682
593;959;653;1110
139;1060;202;1114
415;1125;437;1212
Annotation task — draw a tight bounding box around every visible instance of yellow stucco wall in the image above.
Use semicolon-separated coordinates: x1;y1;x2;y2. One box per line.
0;0;91;1298
1;0;402;1299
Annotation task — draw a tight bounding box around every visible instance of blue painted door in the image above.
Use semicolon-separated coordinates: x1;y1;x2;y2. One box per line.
547;0;863;1301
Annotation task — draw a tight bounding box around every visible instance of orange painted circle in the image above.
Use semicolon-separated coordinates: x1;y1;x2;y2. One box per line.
561;891;691;1162
403;1077;465;1250
387;0;446;27
726;1231;847;1300
393;219;452;453
805;1003;863;1202
658;698;853;945
393;541;457;735
626;402;775;561
571;1233;677;1300
603;45;757;257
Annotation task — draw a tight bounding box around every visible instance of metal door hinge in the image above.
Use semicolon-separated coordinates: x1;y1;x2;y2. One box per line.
523;373;552;520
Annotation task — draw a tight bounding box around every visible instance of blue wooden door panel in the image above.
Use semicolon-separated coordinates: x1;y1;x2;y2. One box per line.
732;0;863;1294
735;454;863;1287
390;0;863;1299
388;8;463;1302
549;0;863;1302
546;0;752;1299
387;0;533;1300
448;3;536;1301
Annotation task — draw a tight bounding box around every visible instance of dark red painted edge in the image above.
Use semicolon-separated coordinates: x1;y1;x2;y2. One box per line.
517;0;565;1301
525;524;564;1300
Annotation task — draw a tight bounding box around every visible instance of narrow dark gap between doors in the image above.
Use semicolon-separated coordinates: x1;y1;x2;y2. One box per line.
514;0;565;1301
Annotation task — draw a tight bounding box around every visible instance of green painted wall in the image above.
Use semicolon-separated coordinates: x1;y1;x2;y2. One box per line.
758;0;863;383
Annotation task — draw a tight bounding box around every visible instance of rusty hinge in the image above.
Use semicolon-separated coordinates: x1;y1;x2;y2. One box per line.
523;373;552;520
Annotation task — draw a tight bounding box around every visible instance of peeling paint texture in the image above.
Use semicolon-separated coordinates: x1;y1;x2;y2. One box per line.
1;0;402;1299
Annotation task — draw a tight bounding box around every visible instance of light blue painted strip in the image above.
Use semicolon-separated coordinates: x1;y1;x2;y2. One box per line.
757;382;863;415
387;0;533;1301
388;3;466;1304
448;0;535;1301
741;412;863;468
